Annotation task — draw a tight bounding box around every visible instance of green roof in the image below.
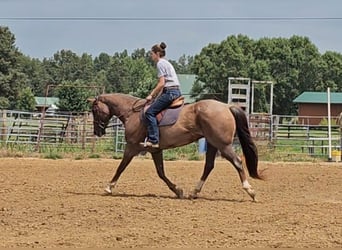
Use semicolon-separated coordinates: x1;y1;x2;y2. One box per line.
34;97;59;107
293;92;342;104
177;74;199;103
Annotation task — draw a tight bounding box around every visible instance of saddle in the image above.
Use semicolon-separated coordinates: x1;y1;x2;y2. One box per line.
142;96;185;126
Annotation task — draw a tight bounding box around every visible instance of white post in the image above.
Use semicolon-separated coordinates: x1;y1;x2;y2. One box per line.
270;82;274;115
251;82;255;114
327;87;332;161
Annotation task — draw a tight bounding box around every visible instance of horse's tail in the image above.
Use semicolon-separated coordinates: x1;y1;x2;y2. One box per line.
229;106;263;180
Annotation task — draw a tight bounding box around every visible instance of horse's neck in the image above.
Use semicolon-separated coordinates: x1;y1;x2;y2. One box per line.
101;94;138;122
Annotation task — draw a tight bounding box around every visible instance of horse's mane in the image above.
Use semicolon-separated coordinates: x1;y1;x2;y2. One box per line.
99;93;140;102
97;93;145;122
98;93;143;108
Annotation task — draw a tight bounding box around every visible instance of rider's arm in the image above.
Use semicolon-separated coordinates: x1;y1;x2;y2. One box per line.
147;76;165;100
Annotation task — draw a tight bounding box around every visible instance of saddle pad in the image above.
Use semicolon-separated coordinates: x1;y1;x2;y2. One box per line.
158;105;182;126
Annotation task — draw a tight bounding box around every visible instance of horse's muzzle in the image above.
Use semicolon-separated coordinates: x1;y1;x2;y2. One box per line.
94;128;106;137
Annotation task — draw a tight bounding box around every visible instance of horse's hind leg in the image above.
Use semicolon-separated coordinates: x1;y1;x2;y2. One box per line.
220;145;257;201
151;150;184;198
189;143;218;199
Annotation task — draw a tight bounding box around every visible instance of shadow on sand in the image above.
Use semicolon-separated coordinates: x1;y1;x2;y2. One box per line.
66;190;250;203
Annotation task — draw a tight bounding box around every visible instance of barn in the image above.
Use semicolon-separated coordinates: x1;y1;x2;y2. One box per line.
177;74;198;103
34;97;59;113
293;91;342;125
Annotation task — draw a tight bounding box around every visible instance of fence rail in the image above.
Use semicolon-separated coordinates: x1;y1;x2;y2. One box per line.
0;110;341;157
0;110;123;152
247;114;341;157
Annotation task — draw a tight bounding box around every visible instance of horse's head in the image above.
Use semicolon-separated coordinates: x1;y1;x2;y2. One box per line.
88;97;111;137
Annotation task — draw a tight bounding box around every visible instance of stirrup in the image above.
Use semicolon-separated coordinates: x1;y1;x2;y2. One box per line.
139;138;159;148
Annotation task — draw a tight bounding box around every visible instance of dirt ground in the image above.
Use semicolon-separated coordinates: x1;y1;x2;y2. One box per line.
0;157;341;248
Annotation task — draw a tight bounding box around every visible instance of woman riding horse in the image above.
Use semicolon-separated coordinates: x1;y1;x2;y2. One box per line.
141;42;182;148
89;93;264;201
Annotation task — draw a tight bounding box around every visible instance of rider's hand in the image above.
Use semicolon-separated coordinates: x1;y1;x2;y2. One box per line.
146;95;153;102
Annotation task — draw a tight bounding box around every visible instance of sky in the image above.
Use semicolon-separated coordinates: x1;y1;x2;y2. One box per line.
0;0;341;60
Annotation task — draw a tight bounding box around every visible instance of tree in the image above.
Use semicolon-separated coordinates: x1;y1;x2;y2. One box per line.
93;53;111;92
105;53;130;93
192;34;328;115
131;48;148;60
263;36;320;114
78;53;95;82
16;87;36;111
0;97;9;109
0;26;27;109
3;26;342;116
56;81;93;113
170;54;194;74
319;51;342;92
17;55;49;96
192;35;255;102
94;53;111;71
43;49;84;84
105;50;155;96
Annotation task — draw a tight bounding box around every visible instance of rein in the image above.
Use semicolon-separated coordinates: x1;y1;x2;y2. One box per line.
94;120;106;129
132;98;148;112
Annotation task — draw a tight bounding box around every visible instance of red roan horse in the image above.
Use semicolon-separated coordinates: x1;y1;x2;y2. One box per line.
89;93;264;201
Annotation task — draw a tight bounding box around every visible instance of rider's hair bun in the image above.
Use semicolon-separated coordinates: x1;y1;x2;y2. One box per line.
160;42;167;50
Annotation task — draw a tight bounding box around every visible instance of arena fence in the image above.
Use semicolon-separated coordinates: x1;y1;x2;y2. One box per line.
0;110;122;153
0;110;341;158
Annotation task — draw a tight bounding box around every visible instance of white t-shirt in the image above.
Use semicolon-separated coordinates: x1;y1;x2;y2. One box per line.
156;58;180;87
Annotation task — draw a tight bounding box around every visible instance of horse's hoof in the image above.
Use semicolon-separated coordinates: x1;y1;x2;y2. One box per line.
251;193;258;202
176;188;184;199
188;192;198;199
104;186;112;194
245;188;257;202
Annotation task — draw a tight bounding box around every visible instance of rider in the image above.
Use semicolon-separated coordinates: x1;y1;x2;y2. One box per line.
140;42;182;148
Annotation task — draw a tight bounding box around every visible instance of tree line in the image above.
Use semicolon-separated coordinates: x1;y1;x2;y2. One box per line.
0;26;341;115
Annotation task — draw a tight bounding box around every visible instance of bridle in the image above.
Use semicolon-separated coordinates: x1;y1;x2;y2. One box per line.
92;97;110;129
94;119;107;130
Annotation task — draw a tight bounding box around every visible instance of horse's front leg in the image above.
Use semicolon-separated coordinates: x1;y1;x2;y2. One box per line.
151;150;184;198
105;145;138;194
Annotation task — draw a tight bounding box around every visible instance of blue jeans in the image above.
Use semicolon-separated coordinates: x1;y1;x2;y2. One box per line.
144;88;181;143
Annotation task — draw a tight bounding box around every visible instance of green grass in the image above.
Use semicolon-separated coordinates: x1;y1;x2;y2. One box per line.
43;151;63;160
0;137;339;162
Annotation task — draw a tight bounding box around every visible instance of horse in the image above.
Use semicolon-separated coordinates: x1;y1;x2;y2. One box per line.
88;93;264;201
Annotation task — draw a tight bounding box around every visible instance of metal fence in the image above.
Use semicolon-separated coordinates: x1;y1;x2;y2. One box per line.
249;113;341;157
0;110;124;152
0;110;341;157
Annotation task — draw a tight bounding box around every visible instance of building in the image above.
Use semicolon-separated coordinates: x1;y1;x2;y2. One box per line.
34;97;59;113
293;92;342;125
177;74;198;103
